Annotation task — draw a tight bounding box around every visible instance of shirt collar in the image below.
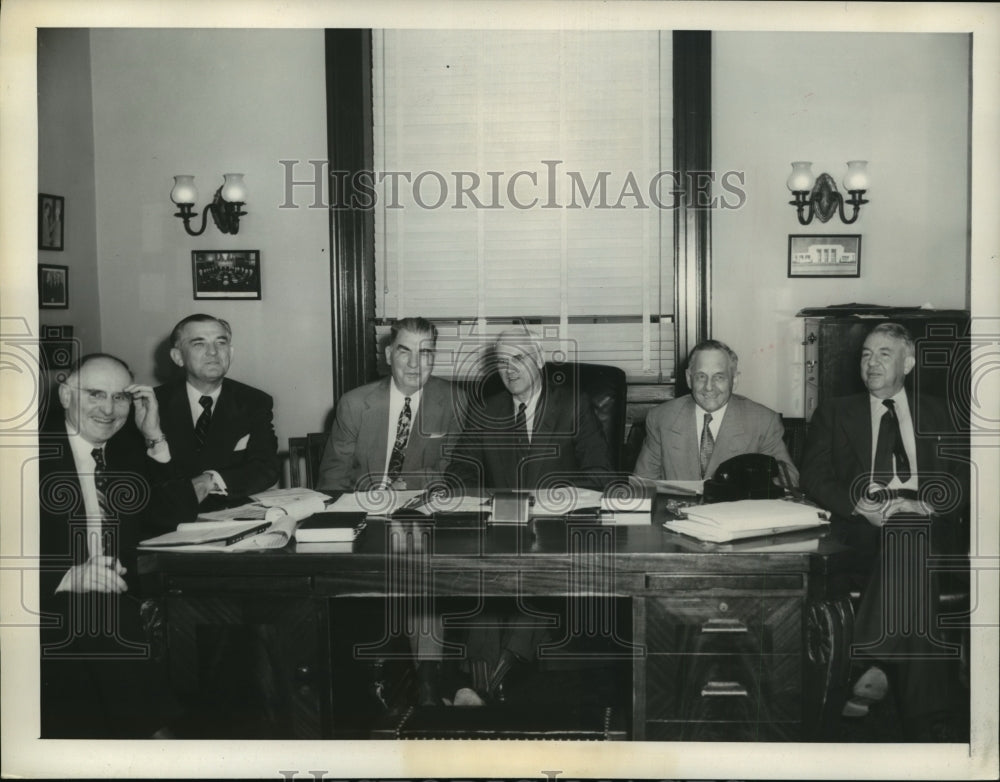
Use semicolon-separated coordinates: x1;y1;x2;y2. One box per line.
389;379;422;408
695;401;728;426
65;420;103;467
186;381;222;406
869;388;909;414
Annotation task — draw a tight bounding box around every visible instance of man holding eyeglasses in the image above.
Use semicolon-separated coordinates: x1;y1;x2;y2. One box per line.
39;353;183;737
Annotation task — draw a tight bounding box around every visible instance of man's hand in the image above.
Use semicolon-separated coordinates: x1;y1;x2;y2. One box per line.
191;472;215;503
55;555;128;594
126;384;163;441
854;495;934;526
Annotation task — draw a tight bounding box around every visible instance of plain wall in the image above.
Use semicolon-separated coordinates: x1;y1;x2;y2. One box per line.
37;29;102;354
88;29;333;453
712;32;970;415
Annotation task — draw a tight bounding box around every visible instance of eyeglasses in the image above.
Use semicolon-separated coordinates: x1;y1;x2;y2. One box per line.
83;389;132;405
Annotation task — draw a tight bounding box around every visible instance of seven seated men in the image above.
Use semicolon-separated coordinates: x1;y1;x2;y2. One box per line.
37;316;968;739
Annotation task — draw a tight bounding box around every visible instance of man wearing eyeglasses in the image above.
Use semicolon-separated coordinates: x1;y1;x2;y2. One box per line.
39;353;182;737
445;328;614;705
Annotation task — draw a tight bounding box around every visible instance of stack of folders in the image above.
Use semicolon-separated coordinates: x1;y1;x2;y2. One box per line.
663;498;830;543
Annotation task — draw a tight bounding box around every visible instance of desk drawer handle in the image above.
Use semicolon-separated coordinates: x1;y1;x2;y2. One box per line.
701;618;748;634
701;681;749;698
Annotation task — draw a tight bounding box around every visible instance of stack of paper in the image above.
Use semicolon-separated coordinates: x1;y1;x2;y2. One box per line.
663;499;829;543
139;516;299;552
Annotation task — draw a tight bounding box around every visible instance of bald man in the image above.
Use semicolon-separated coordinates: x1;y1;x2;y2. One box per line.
39;353;183;738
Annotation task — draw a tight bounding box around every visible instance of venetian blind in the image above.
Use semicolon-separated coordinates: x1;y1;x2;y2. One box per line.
373;30;674;381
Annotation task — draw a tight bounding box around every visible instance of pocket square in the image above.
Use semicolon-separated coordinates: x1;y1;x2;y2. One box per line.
234;434;250;451
425;432;446;439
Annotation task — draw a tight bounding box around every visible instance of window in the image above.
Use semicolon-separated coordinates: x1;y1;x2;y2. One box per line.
372;30;674;382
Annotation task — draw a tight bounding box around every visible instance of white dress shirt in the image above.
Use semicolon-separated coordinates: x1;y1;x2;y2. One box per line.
695;402;728;447
514;386;543;443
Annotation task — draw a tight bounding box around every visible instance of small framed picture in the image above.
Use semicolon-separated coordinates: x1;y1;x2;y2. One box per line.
191;250;260;299
191;250;262;300
38;193;65;251
788;234;861;278
38;264;69;309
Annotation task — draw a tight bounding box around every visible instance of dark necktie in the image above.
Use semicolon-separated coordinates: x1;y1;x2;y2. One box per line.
699;413;714;477
873;399;911;483
514;402;528;448
385;396;412;486
91;447;112;555
194;395;213;450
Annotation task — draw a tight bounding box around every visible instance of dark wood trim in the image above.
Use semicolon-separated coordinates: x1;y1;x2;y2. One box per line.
325;29;377;400
672;31;712;382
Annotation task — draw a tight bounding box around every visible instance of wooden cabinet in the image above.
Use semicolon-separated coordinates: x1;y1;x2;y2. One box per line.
636;578;805;740
799;308;970;422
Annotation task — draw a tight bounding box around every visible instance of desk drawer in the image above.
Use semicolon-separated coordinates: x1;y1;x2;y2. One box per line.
646;596;800;654
646;653;801;722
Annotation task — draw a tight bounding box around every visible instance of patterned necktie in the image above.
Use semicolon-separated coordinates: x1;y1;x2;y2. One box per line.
514;402;528;447
91;447;112;555
194;395;213;450
874;399;911;483
699;413;714;477
385;396;412;486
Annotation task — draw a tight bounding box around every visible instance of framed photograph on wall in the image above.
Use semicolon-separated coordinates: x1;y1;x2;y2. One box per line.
38;193;65;251
38;264;68;308
788;234;861;278
191;250;262;300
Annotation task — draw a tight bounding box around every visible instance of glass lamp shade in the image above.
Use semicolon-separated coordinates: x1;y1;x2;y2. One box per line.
170;175;198;205
219;173;248;203
843;160;870;191
786;161;815;193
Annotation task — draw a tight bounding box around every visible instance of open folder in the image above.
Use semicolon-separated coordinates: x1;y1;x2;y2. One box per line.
663;498;829;543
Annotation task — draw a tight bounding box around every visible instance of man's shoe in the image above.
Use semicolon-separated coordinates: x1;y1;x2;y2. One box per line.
841;665;889;718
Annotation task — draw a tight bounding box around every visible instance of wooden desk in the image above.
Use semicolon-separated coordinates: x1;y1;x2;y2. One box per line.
138;516;854;740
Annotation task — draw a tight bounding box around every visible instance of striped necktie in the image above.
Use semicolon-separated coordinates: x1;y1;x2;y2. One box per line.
91;447;112;555
194;395;213;450
699;413;714;477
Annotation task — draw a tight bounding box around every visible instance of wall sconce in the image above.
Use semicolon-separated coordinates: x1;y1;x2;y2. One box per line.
170;173;247;236
786;161;869;225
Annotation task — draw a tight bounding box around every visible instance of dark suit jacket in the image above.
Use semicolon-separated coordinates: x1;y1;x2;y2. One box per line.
317;376;464;491
447;379;614;492
634;394;798;484
155;377;280;505
38;418;182;737
800;391;967;524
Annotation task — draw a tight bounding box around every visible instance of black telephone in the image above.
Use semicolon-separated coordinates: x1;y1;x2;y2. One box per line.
702;453;792;503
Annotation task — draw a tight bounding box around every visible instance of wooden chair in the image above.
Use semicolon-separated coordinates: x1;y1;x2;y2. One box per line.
288;432;328;489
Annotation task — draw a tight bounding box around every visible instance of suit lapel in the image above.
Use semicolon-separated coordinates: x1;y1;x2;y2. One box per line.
845;394;873;477
667;397;702;478
166;380;198;460
360;380;391;478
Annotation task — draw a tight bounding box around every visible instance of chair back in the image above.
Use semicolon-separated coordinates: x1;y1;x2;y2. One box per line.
289;432;328;489
457;362;627;470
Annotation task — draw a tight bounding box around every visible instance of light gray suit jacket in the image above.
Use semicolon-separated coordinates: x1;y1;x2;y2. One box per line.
633;394;799;484
316;376;465;491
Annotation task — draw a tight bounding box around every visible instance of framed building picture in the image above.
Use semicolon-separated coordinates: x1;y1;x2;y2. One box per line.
38;264;69;308
788;234;861;278
38;193;65;251
191;250;262;300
